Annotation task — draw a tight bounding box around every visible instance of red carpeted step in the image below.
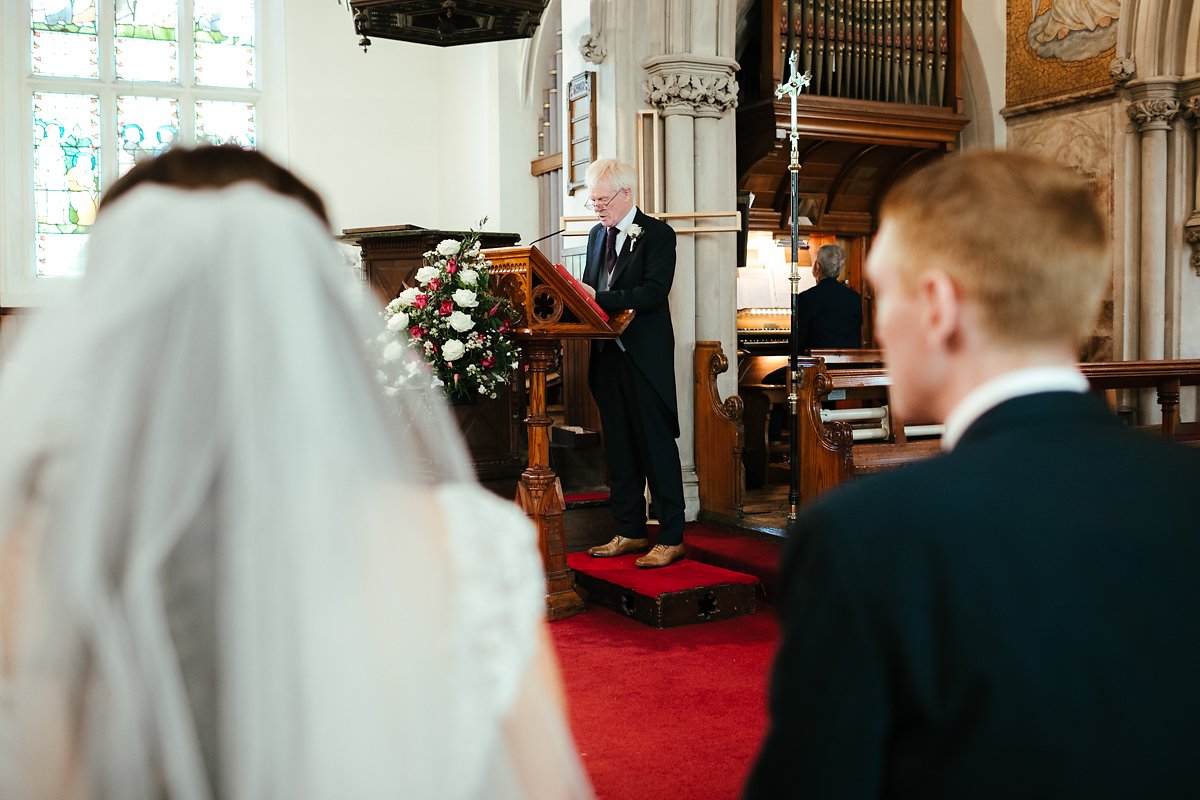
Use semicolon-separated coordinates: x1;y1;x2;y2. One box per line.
679;522;786;603
568;551;758;628
563;491;611;506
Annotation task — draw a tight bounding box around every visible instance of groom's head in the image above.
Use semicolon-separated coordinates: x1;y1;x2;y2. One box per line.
866;150;1109;422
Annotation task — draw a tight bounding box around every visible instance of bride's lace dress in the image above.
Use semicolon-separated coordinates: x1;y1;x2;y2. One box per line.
0;183;591;800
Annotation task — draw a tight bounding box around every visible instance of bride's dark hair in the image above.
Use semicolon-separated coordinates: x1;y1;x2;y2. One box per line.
99;144;329;224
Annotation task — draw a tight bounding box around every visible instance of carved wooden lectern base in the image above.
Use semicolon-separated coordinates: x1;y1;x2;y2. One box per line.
515;339;584;620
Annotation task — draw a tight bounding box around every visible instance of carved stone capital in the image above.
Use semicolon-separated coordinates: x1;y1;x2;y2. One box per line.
579;33;606;65
1108;56;1135;85
1184;96;1200;122
1186;221;1200;276
1127;98;1181;131
642;54;740;118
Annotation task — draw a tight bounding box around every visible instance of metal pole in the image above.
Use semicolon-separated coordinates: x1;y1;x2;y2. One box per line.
775;50;811;524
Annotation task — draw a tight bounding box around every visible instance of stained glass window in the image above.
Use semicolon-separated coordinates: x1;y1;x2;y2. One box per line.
196;100;255;148
33;92;101;277
16;0;263;291
31;0;100;78
195;0;256;88
115;0;179;83
117;96;180;176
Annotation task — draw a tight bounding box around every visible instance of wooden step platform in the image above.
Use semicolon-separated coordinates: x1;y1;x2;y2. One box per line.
567;551;758;628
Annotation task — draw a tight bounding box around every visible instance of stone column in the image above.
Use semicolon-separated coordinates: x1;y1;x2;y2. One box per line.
642;53;740;522
1128;98;1180;359
1128;97;1181;422
1185;96;1200;277
643;60;700;521
644;54;740;391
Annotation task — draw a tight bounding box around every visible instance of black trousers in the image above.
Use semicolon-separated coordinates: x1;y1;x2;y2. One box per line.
591;343;685;546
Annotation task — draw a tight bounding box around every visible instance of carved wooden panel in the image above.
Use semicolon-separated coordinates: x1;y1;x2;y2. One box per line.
694;341;745;521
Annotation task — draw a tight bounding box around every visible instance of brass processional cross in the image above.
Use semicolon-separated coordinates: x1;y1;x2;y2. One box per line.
775;50;812;523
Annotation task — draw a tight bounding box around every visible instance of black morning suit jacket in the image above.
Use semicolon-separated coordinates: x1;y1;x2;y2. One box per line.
744;391;1200;799
582;209;679;436
795;276;863;349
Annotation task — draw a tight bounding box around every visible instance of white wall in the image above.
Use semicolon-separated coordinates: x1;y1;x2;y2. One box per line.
281;4;540;241
961;0;1007;147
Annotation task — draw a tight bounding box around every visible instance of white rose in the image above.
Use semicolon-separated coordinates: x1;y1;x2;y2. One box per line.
386;311;410;331
441;339;466;361
437;239;461;257
396;287;420;307
452;288;479;308
415;265;439;285
458;268;479;286
382;340;406;362
448;311;475;333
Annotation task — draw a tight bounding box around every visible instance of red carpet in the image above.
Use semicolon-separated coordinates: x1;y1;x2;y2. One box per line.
551;604;779;800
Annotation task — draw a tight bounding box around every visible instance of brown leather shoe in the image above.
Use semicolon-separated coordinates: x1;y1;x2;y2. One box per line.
587;535;649;558
635;543;685;569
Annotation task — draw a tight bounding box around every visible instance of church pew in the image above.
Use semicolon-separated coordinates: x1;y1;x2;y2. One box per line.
738;350;885;488
798;359;1200;504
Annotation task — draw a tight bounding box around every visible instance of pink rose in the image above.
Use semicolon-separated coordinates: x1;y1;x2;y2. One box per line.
488;301;501;317
439;300;454;316
428;278;442;292
409;324;423;339
413;294;429;309
500;321;511;334
446;258;458;274
481;355;496;369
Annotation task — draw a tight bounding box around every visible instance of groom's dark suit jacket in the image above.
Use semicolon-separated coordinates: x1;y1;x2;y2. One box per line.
583;209;678;435
745;391;1200;799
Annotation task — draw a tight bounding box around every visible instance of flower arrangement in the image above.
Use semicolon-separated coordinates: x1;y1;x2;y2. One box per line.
380;222;521;402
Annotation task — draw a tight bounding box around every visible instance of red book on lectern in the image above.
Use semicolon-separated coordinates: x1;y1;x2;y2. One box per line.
553;262;609;322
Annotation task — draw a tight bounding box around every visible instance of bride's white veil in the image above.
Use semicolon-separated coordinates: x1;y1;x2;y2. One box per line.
0;178;588;799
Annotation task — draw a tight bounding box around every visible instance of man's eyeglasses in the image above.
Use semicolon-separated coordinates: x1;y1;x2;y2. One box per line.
585;191;623;211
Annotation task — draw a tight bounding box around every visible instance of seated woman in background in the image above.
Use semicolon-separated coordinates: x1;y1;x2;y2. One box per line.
0;146;590;800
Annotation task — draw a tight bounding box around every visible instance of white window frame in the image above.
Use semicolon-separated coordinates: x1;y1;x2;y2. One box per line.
0;0;287;307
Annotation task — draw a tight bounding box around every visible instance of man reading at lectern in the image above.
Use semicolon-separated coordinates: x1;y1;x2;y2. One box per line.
579;158;686;569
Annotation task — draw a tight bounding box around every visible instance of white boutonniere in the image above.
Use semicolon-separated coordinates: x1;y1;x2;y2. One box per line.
627;223;643;252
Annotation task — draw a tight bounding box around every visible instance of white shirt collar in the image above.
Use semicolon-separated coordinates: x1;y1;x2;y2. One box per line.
614;205;638;232
941;366;1089;451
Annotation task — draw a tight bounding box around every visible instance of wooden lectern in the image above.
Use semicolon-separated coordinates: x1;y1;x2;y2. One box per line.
483;246;634;620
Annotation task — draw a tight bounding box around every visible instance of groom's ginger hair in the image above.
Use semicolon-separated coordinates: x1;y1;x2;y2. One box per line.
100;145;329;225
878;150;1109;347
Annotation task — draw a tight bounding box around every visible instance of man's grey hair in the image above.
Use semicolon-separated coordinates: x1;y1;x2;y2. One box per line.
814;244;846;280
585;158;638;192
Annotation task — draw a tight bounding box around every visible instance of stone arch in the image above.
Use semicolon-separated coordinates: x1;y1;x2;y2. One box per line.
1121;0;1200;79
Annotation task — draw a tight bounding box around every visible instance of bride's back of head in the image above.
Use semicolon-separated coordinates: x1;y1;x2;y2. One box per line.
0;146;549;799
100;144;330;225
